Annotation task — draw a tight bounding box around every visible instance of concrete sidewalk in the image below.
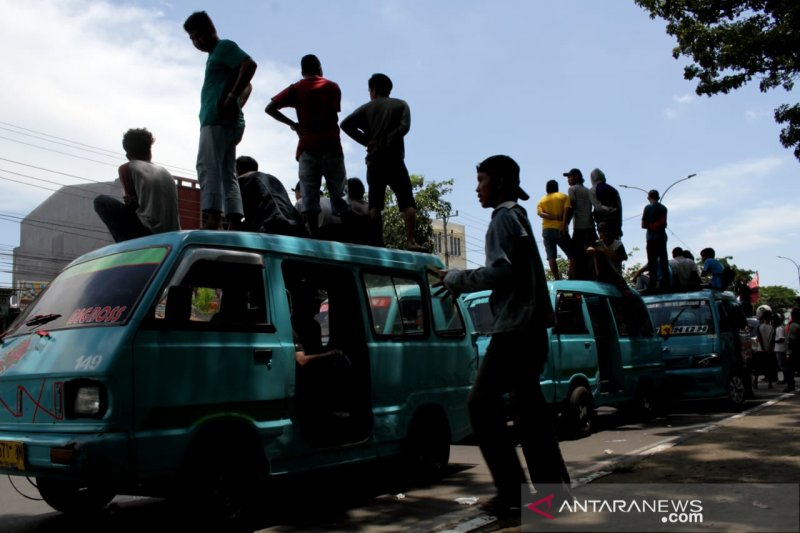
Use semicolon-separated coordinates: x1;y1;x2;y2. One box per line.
463;391;800;533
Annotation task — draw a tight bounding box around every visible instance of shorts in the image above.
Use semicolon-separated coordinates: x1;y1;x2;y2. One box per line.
366;158;416;211
542;228;572;260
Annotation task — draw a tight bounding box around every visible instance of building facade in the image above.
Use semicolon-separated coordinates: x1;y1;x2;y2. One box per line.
431;219;466;270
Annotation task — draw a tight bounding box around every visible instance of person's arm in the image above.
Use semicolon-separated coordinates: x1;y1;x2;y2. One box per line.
265;98;299;134
384;101;410;149
221;57;257;112
616;242;628;263
340;107;370;147
536;201;553;220
118;163;137;208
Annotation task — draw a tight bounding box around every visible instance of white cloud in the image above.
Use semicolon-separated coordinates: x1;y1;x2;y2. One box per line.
673;93;695;105
662;108;678;120
744;109;771;123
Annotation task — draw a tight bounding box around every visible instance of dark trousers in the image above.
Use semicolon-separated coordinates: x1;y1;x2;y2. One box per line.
646;237;670;291
469;329;570;499
93;195;152;243
572;227;598;281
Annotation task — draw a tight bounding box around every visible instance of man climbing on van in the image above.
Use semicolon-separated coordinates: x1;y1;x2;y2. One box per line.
438;155;571;518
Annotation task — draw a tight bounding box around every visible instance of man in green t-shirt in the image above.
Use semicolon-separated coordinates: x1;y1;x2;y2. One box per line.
184;11;257;230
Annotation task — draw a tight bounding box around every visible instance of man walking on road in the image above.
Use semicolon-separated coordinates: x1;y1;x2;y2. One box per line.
439;155;571;517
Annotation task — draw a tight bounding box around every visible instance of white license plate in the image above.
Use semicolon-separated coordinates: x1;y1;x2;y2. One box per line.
0;440;25;471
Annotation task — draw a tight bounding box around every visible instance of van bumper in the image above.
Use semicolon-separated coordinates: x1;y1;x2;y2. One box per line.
664;367;727;399
0;430;132;483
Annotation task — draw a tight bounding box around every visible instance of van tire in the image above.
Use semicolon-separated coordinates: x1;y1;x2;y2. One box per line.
728;372;747;407
179;429;265;526
401;408;451;482
36;478;114;514
567;386;595;437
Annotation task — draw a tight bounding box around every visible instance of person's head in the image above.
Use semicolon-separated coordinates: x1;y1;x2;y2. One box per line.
292;181;302;201
672;247;684;258
545;179;559;194
347;177;365;200
700;247;716;260
183;11;218;53
563;168;583;185
648;189;660;203
475;155;529;209
122;128;154;161
590;168;606;186
682;249;695;261
235;155;258;176
368;73;393;98
761;310;773;322
300;54;322;76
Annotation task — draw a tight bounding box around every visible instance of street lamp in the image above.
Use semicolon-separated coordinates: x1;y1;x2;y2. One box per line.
620;173;697;201
776;255;800;289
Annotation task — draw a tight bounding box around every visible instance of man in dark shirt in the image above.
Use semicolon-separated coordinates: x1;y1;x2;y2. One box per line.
235;156;307;237
641;189;670;292
590;168;623;239
341;73;424;251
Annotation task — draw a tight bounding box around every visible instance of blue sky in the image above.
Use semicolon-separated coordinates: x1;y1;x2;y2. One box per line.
0;0;798;291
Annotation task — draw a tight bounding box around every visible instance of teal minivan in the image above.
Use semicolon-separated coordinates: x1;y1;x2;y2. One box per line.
463;280;664;436
0;231;477;522
643;289;752;406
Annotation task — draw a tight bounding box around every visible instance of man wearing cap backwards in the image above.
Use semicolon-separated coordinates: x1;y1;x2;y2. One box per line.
642;189;671;292
438;155;571;517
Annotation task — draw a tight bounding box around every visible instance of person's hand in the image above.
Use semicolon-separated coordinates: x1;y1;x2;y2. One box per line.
289;122;300;138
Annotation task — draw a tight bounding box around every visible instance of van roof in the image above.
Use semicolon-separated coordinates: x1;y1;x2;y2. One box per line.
463;280;640;303
67;230;444;273
642;288;738;304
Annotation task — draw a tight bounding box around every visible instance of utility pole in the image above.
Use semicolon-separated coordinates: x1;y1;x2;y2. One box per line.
436;210;458;268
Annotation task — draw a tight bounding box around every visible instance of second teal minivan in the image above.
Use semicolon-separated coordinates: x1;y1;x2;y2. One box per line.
464;280;665;436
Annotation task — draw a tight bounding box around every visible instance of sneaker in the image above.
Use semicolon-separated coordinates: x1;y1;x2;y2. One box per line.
480;496;521;518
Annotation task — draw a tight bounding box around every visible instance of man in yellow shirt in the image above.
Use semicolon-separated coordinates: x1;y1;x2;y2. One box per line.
537;179;573;279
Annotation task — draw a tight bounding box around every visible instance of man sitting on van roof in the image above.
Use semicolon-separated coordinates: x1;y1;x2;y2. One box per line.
235;155;308;237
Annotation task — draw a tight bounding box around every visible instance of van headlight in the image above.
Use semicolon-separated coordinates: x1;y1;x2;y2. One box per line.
693;354;722;368
65;379;107;418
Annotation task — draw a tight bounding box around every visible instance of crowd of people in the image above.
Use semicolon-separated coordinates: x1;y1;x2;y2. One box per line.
96;11;424;251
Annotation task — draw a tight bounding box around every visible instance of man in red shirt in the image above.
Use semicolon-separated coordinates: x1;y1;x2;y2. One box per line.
266;54;350;237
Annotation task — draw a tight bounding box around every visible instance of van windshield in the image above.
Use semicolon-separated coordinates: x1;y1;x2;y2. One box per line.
7;247;169;336
646;299;716;336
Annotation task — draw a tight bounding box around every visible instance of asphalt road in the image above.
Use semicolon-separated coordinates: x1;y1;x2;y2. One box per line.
0;388;784;532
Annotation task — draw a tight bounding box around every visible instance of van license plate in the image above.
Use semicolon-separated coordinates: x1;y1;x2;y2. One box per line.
0;440;25;471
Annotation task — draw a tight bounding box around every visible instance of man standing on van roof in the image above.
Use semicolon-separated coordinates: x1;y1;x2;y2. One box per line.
439;155;571;517
94;128;180;243
536;179;572;280
266;54;351;238
341;73;425;251
641;189;671;292
184;11;257;231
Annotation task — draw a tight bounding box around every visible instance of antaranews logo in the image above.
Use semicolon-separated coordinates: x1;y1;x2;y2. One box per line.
525;493;703;525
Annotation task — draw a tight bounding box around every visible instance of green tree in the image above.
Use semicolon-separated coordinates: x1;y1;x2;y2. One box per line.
636;0;800;161
757;285;798;313
382;175;453;251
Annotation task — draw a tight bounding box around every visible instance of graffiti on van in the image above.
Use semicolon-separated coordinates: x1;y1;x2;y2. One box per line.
66;306;128;325
0;381;64;421
0;338;31;376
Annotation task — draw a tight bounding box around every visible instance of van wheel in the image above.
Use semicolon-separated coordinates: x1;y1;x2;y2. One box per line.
567;386;595;437
728;373;747;407
179;431;265;526
401;410;451;482
36;478;114;514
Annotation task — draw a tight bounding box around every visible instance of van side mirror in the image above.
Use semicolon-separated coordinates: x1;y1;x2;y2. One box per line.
165;285;192;323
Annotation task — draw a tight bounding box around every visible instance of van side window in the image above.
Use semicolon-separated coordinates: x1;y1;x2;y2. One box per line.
609;297;655;337
554;291;588;334
155;258;267;327
427;270;466;337
363;273;425;337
